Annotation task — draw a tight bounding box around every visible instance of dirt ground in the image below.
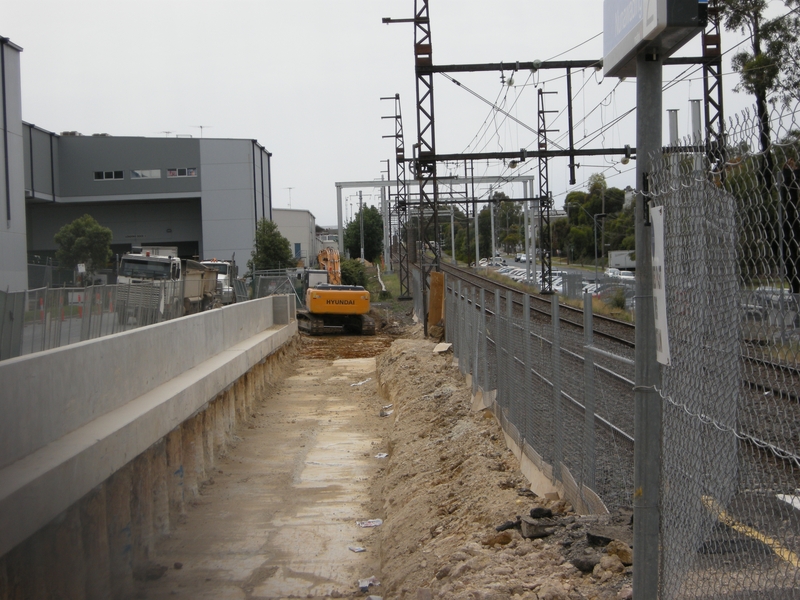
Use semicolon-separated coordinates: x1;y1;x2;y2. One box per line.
373;333;634;600
140;303;634;599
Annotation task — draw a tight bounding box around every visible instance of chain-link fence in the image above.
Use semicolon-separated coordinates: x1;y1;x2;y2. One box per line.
252;271;304;308
1;282;186;361
439;104;800;598
444;279;634;516
648;105;800;598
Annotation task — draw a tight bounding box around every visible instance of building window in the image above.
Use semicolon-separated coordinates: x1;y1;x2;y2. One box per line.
131;169;161;179
167;167;197;178
94;170;124;181
294;243;302;259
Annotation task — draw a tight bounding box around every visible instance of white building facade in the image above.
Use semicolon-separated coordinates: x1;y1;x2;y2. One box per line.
272;208;319;268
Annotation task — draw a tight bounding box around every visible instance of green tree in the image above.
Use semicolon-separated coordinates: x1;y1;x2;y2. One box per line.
340;258;367;287
344;205;383;262
54;214;113;274
248;219;296;273
720;0;800;186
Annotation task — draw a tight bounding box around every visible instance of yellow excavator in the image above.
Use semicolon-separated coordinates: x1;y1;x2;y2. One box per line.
297;248;375;335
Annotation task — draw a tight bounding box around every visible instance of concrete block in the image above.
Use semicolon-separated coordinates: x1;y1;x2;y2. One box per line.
80;485;112;600
165;428;185;527
273;295;289;325
105;463;134;600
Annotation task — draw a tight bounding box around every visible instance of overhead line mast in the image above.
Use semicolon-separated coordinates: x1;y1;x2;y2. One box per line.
381;94;412;300
383;2;724;307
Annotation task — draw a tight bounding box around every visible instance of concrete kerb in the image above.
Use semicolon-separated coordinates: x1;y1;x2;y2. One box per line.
0;296;297;578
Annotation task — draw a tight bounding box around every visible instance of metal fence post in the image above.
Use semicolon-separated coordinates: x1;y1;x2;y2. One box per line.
456;280;464;373
494;290;502;405
506;291;515;417
583;291;596;491
524;293;532;447
481;288;488;398
471;288;479;395
551;294;563;482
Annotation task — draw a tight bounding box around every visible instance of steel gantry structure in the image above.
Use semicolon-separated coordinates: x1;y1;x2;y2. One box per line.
380;0;724;325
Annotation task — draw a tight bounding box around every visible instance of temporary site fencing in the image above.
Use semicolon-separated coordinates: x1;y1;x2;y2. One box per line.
252;270;304;307
437;103;800;598
1;281;186;361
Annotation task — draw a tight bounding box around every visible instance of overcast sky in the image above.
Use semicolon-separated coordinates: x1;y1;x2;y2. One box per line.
5;1;759;226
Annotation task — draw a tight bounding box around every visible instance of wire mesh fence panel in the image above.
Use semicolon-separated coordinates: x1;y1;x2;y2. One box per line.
650;105;800;598
253;275;302;308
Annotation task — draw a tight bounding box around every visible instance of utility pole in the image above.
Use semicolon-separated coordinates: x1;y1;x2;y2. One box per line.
359;191;365;261
633;48;662;599
381;159;392;273
450;207;456;265
489;190;496;261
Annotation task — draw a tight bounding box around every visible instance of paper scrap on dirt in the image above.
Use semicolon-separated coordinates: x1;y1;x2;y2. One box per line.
351;377;372;387
348;546;367;553
356;519;383;528
374;453;389;459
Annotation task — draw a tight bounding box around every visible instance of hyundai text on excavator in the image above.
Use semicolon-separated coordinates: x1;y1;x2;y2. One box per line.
296;248;375;335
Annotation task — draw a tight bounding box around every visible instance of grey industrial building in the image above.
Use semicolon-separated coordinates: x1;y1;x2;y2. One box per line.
1;35;273;292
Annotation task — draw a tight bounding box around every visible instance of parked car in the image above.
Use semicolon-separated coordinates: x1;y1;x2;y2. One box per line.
604;268;621;279
619;270;635;282
490;257;507;267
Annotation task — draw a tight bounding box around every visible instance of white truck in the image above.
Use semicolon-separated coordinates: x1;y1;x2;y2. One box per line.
117;247;218;324
608;250;636;270
200;258;237;305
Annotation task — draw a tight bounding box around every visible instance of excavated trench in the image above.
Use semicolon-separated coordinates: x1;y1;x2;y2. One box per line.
136;333;396;599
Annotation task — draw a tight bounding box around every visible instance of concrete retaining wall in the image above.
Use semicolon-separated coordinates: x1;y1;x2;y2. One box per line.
0;296;297;598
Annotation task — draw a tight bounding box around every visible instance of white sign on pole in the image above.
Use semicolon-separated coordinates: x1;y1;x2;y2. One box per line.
650;205;670;365
604;0;667;75
604;0;707;77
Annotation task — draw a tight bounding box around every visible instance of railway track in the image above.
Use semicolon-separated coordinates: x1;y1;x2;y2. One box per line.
438;262;800;471
440;263;634;348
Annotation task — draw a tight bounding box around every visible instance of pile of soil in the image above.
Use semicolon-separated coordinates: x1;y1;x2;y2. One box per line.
372;337;634;600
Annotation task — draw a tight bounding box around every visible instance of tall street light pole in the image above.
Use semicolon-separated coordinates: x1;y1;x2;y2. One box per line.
568;204;606;282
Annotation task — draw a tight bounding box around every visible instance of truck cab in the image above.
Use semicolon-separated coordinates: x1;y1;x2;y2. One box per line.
200;259;236;305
